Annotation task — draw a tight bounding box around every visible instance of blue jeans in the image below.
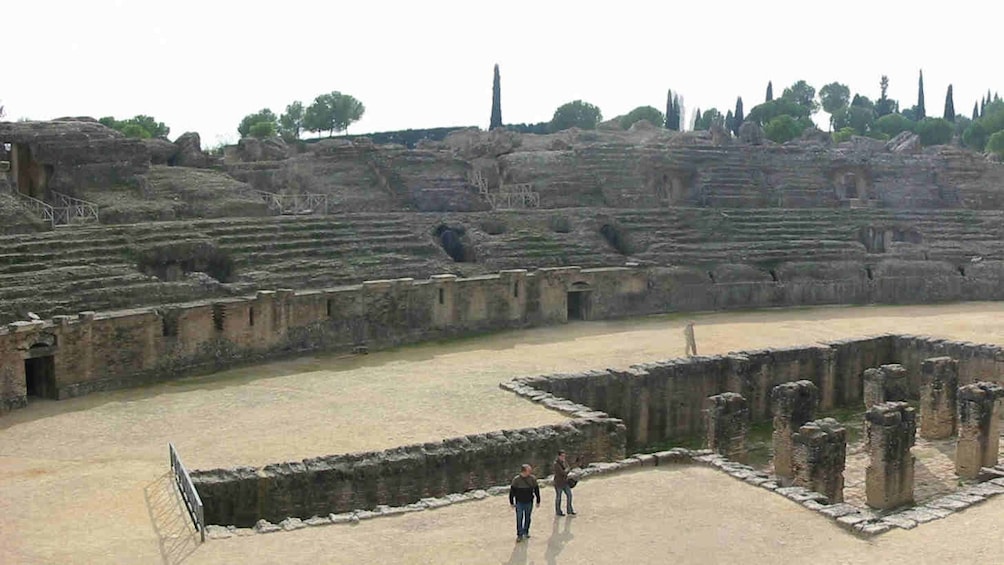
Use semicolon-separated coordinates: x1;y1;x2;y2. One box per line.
515;501;533;536
555;485;574;514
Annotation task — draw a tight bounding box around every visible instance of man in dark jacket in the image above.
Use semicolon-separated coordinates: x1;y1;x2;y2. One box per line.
552;450;577;516
509;464;540;541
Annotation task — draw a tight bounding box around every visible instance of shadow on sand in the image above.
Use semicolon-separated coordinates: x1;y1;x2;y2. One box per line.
144;471;201;565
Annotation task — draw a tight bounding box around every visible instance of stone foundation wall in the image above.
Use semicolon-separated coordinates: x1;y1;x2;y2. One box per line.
518;337;904;449
191;417;625;527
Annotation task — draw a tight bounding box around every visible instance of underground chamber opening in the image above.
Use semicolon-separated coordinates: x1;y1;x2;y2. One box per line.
24;345;57;400
434;225;472;262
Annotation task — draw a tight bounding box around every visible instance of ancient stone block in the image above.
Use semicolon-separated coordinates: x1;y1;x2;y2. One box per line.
791;418;846;503
705;393;749;463
919;357;959;439
864;402;915;510
770;380;819;482
956;382;1004;479
863;364;908;408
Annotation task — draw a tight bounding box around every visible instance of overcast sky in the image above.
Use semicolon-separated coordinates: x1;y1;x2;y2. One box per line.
4;1;999;146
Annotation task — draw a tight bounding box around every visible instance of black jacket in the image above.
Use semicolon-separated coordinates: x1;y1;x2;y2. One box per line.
509;474;540;505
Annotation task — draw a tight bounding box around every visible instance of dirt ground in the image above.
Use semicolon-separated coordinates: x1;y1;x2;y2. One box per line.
5;302;1004;564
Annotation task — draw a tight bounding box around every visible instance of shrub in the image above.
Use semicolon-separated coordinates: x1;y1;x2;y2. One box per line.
987;131;1004;157
963;122;988;151
915;117;953;146
832;127;856;143
873;113;915;138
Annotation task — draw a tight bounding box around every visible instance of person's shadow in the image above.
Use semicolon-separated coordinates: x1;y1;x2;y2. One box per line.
545;516;574;565
506;540;528;565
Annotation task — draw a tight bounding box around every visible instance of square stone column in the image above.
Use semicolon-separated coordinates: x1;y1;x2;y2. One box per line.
865;401;916;510
919;357;959;440
705;392;749;463
770;380;819;483
792;418;847;503
863;364;908;409
956;382;1004;479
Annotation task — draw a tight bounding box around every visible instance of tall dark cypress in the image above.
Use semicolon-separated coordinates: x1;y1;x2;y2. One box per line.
665;89;673;129
693;107;702;130
671;94;682;131
725;110;734;134
733;97;744;135
943;84;955;122
981;96;986;117
916;70;926;119
766;81;774;102
973;102;980;121
489;64;502;130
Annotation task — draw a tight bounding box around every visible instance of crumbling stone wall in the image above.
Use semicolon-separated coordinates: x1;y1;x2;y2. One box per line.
865;402;916;510
771;380;819;482
705;393;749;462
919;357;959;439
956;382;1004;479
863;364;909;408
191;417;626;527
791;418;847;503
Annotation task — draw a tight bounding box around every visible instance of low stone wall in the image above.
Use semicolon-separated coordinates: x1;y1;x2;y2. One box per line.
513;336;1004;450
191;416;625;527
515;337;900;449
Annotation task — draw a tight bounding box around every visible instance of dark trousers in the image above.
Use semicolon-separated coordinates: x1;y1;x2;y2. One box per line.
515;501;533;536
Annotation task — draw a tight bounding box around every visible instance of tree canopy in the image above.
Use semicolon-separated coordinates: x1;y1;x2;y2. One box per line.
238;108;278;139
693;108;723;131
99;115;170;139
820;82;850;129
278;101;304;142
551;100;602;131
620;106;664;130
303;92;366;137
780;80;819;114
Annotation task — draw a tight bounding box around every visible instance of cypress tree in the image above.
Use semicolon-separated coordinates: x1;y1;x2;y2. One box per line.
671;94;682;131
988;89;993;105
733;97;744;135
489;64;502;130
981;96;986;117
973;102;979;121
916;70;926;119
725;110;735;134
665;89;673;129
693;107;702;130
766;81;774;102
943;84;955;122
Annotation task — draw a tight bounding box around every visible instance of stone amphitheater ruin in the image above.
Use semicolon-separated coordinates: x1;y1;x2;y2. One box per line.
5;117;1004;563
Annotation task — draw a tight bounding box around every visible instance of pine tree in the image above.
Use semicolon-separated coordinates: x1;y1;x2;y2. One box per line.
665;89;673;129
733;97;744;135
943;84;955;122
973;102;980;121
766;81;774;102
916;70;926;119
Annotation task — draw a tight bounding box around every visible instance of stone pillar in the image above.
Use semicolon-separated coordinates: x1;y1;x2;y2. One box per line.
770;380;819;483
792;418;847;503
863;364;908;409
919;357;959;440
865;402;916;510
705;393;749;463
956;382;1004;479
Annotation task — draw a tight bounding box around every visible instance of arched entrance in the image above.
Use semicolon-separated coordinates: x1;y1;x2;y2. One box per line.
567;282;592;321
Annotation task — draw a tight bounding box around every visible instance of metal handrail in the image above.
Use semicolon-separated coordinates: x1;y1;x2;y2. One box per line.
169;443;206;543
245;188;331;215
11;190;56;228
50;190;99;224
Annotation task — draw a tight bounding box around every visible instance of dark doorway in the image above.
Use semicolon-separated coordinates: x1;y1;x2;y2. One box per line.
567;291;590;321
24;351;57;400
12;143;50;200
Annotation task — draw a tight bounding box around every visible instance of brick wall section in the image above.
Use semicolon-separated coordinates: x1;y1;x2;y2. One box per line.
4;262;1004;413
191;417;625;527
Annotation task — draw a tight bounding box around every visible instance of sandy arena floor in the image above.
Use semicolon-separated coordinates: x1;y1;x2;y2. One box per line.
5;302;1004;564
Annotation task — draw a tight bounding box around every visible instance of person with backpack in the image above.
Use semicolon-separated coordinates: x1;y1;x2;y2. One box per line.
509;464;540;542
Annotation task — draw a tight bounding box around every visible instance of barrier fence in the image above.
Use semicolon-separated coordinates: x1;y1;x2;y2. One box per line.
169;443;206;542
